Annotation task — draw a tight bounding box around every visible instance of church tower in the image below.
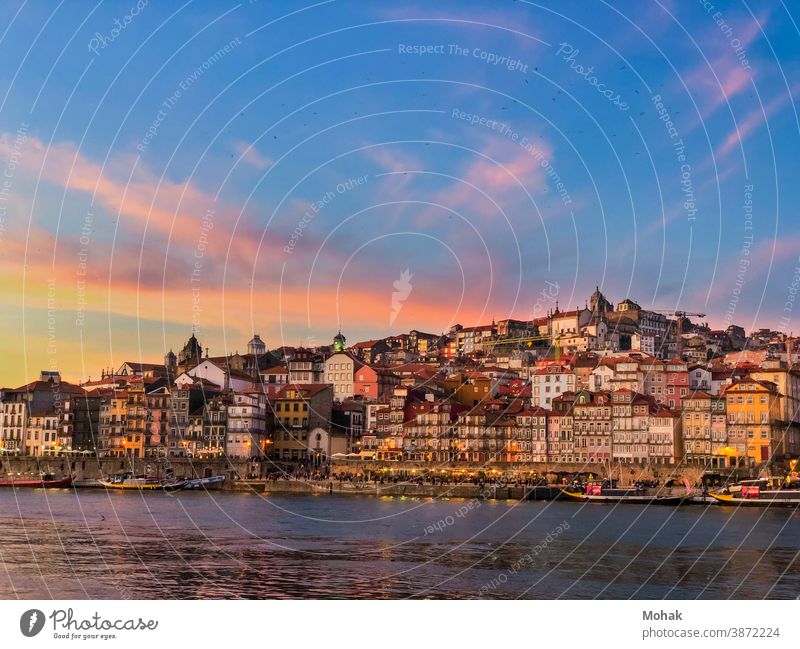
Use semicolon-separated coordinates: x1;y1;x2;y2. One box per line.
333;331;346;353
247;334;266;356
178;329;204;369
164;349;177;376
589;286;612;318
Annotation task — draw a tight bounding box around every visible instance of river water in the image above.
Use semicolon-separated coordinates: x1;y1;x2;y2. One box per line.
1;489;798;599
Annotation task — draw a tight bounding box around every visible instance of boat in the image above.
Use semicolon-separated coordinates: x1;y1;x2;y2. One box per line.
560;480;690;505
99;472;186;492
184;475;225;490
0;473;73;488
710;476;800;507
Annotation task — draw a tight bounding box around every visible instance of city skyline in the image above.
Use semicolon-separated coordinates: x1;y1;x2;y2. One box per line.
0;285;783;389
1;1;798;388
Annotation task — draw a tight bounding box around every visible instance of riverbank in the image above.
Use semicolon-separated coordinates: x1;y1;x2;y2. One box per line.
231;478;597;500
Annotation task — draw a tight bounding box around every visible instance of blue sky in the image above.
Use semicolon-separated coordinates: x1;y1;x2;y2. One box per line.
0;0;798;384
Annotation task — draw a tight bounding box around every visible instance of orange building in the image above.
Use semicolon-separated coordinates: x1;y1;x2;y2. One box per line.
443;371;495;407
724;377;782;466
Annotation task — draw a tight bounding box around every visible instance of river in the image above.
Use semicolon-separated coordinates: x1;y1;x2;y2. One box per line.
1;489;798;599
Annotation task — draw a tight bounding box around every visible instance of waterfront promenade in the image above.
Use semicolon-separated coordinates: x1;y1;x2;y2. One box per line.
0;455;755;500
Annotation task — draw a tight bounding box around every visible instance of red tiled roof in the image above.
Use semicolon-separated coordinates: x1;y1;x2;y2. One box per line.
351;339;385;349
260;365;288;374
276;383;331;399
4;380;86;395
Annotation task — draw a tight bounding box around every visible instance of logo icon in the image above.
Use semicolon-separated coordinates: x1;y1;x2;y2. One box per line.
20;609;45;637
390;268;413;326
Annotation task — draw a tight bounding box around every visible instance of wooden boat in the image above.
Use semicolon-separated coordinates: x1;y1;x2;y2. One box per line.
710;477;800;507
100;472;186;492
0;474;73;488
184;475;225;490
560;480;690;505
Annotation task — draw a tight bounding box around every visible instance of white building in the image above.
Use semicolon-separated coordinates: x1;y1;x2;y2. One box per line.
647;406;682;464
307;426;349;465
532;365;575;408
323;352;362;402
688;364;713;391
179;359;255;392
226;391;266;459
632;333;655;355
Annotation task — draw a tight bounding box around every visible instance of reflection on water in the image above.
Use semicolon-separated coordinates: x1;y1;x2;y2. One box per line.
1;489;799;599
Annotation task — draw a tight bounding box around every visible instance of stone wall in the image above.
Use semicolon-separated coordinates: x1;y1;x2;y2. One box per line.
238;478;550;500
0;456;251;482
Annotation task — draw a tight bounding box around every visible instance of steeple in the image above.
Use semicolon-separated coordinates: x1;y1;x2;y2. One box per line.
178;330;203;368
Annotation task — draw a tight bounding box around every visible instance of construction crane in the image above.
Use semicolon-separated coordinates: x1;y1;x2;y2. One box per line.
650;310;706;358
483;334;561;361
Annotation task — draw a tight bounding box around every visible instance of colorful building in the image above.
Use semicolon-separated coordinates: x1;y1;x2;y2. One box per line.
724;377;783;466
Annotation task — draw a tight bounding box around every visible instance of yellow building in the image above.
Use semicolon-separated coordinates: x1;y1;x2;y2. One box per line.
724;377;782;466
123;382;147;458
271;384;332;462
750;361;800;423
99;390;128;457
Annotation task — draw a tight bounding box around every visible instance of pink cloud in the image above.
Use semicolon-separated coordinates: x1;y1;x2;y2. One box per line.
715;92;791;158
233;140;273;171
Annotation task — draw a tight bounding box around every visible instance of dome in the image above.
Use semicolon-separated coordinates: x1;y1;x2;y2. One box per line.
333;331;346;352
247;334;266;355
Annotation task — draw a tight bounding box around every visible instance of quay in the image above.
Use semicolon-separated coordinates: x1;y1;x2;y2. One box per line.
0;456;755;500
232;478;562;500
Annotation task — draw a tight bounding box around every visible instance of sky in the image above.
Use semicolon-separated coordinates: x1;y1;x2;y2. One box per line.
0;0;798;386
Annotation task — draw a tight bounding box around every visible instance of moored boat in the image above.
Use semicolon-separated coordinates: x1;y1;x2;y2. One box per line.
184;475;225;490
100;471;186;492
0;473;73;488
710;476;800;507
560;480;690;505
